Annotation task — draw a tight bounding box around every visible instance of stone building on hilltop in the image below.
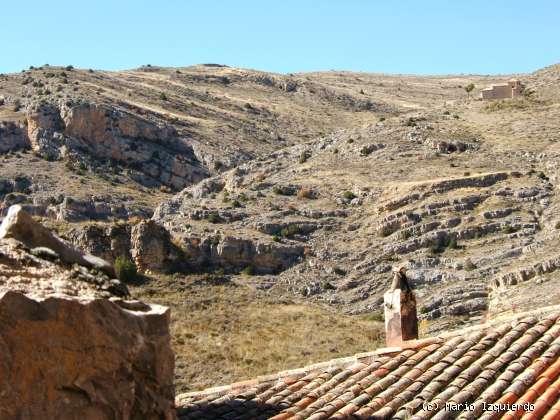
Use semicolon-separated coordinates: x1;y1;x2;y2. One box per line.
480;79;524;100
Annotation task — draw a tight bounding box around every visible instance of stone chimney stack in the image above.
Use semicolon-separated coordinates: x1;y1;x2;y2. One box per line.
384;267;418;346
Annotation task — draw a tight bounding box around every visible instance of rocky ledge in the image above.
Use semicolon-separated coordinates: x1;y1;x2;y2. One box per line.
0;205;176;419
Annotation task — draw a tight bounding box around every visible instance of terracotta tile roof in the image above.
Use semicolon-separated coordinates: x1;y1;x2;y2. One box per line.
176;308;560;419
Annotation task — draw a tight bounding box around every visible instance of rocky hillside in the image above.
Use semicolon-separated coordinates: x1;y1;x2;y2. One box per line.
2;63;560;335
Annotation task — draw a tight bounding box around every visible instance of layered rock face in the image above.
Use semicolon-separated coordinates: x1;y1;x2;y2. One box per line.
60;102;207;189
0;206;176;419
13;100;208;190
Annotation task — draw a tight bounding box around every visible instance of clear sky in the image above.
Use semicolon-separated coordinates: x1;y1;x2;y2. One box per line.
1;0;558;75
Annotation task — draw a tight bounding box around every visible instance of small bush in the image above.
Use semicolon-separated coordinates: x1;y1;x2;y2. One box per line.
159;92;168;101
360;145;376;156
241;265;254;276
11;99;22;112
207;212;222;224
65;65;74;71
299;151;311;164
342;191;356;200
536;171;548;181
333;266;346;276
503;225;519;234
447;237;458;249
399;230;412;240
272;235;281;242
114;256;137;282
378;226;392;237
280;225;302;238
272;186;289;195
430;236;449;254
484;99;529;112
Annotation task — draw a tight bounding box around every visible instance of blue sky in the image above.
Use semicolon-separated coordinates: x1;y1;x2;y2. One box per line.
1;1;558;75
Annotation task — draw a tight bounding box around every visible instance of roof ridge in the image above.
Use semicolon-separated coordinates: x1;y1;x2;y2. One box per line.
176;305;560;405
438;303;560;340
176;337;442;402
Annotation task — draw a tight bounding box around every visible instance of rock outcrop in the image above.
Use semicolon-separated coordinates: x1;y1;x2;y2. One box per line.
0;205;114;277
130;220;186;273
15;100;210;190
0;206;176;419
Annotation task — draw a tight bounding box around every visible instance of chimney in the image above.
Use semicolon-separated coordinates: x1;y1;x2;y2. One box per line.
384;267;418;346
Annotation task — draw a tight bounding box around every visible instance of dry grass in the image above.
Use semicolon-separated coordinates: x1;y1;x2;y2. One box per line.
483;98;532;112
131;274;383;393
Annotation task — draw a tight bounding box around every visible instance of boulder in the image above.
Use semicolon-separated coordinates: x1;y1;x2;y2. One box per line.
130;220;185;273
0;205;114;277
67;223;132;264
0;291;175;420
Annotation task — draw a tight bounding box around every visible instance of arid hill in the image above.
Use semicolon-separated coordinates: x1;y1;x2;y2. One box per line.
1;63;560;390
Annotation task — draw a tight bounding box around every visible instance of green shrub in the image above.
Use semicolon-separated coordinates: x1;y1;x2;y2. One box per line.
207;212;222;224
299;151;311;164
484;99;529;112
399;230;412;240
159;92;168;101
360;144;379;156
503;225;519;234
114;256;137;282
342;191;356;200
378;226;391;237
536;171;548;181
241;265;254;276
447;237;458;249
280;225;302;238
